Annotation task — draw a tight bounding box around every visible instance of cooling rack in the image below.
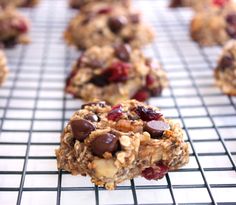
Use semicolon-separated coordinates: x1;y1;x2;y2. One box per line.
0;0;236;204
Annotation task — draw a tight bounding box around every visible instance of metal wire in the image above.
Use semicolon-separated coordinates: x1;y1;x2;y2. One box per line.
0;0;236;205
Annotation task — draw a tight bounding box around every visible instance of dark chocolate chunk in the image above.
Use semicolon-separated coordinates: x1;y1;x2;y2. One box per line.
114;44;131;62
108;16;127;33
71;119;95;141
91;133;119;157
84;114;99;122
144;120;170;139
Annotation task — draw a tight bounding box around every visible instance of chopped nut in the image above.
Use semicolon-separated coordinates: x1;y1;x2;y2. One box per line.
119;135;131;147
92;159;118;178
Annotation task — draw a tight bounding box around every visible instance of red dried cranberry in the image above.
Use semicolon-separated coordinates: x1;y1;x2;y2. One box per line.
65;69;77;87
97;7;112;14
146;74;155;86
12;20;28;33
226;26;236;38
226;13;236;25
104;61;130;82
135;106;162;121
141;163;168;180
212;0;229;7
107;104;123;121
76;54;84;68
129;14;140;24
108;16;127;33
132;89;150;102
114;44;131;62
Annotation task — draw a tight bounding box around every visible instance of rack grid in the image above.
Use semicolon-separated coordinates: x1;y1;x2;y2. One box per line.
0;0;236;204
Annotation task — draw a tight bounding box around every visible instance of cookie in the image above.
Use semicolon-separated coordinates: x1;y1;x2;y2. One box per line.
0;0;40;7
65;45;168;104
56;100;189;190
215;40;236;95
170;0;231;10
190;2;236;46
64;3;154;49
0;50;8;85
69;0;130;9
0;6;30;47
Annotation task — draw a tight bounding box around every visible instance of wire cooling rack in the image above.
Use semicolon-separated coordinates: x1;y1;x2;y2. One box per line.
0;0;236;204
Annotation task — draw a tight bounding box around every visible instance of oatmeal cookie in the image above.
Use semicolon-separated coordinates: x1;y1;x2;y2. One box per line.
56;100;189;190
0;50;8;85
69;0;130;9
64;3;154;49
190;2;236;46
65;45;168;104
0;6;30;47
215;40;236;95
0;0;40;7
170;0;231;11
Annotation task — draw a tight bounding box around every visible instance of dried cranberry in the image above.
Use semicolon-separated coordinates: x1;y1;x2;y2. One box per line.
146;74;155;86
219;55;234;70
97;7;112;14
104;61;130;82
129;14;140;24
65;69;77;87
107;104;123;121
108;16;127;33
135;106;162;121
212;0;229;7
226;13;236;25
76;54;84;68
12;20;28;33
141;163;168;180
132;89;150;102
114;44;131;62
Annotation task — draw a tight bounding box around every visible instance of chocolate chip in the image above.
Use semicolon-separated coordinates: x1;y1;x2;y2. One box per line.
108;16;127;33
114;44;131;62
91;133;119;157
71;119;95;141
89;74;109;87
84;113;99;122
81;101;107;109
2;37;17;48
144;120;170;139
